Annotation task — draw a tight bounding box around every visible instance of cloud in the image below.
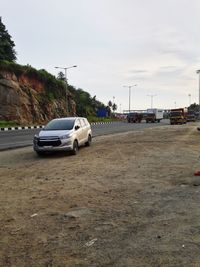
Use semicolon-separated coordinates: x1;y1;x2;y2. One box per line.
129;70;148;74
2;0;200;109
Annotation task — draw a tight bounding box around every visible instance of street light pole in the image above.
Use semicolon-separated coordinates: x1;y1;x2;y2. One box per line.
123;84;137;113
147;94;157;109
55;65;77;86
196;70;200;106
55;65;77;110
188;94;191;106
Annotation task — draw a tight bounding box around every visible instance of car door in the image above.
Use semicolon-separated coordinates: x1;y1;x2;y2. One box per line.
75;118;84;145
80;118;88;142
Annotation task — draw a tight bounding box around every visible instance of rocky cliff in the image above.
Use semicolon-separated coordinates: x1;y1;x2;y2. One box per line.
0;69;76;124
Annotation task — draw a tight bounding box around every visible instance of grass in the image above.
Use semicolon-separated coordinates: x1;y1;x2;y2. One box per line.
0;120;20;128
87;116;119;123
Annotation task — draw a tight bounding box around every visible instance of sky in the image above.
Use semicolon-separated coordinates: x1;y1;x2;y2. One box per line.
1;0;200;112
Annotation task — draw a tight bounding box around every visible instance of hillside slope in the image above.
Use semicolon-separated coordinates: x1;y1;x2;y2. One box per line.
0;62;76;124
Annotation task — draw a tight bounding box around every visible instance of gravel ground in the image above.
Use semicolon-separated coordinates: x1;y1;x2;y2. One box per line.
0;123;200;267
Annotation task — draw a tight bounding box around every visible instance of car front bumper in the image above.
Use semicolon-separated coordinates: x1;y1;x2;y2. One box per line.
33;138;73;152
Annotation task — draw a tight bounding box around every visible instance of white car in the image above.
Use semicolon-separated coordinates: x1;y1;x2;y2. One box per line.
33;117;92;156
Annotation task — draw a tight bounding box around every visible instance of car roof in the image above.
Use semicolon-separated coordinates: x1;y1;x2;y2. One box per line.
51;117;87;121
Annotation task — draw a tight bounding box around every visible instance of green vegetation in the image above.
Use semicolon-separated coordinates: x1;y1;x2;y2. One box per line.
87;116;117;123
0;120;20;128
0;17;16;61
188;103;200;112
67;86;107;117
0;60;66;101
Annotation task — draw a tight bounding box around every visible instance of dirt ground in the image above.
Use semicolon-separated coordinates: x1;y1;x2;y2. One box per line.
1;123;200;267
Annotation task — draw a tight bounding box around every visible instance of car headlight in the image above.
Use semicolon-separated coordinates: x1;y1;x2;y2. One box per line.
34;135;39;140
33;135;39;144
60;134;72;140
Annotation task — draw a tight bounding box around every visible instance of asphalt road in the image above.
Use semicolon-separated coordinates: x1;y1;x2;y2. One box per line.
0;119;170;151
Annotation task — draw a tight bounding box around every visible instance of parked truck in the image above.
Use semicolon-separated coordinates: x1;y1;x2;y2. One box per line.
187;110;196;122
146;109;163;123
127;112;143;123
170;108;188;125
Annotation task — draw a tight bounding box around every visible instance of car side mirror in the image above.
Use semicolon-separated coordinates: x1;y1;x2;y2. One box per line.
75;125;80;130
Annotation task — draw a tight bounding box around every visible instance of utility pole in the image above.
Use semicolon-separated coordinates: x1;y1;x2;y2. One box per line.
123;84;137;113
196;70;200;106
55;65;77;112
188;94;191;106
147;94;157;109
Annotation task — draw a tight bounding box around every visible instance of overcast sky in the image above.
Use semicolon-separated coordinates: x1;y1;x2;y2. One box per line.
1;0;200;111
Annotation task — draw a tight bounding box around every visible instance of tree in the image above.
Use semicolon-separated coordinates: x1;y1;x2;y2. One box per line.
67;86;106;117
106;106;111;117
0;17;17;61
108;100;112;108
188;103;200;112
57;71;66;82
112;103;117;112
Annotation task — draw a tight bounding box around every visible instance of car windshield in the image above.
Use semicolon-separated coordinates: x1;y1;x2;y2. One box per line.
170;112;182;117
44;119;75;130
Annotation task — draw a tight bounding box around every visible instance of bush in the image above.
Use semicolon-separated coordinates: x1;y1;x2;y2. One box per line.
87;116;114;123
0;120;20;127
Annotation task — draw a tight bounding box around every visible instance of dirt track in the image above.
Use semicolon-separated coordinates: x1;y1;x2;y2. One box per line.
1;123;200;267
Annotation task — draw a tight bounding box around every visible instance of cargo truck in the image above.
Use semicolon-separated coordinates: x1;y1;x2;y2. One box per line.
187;110;196;122
127;112;143;123
146;109;163;123
170;108;188;125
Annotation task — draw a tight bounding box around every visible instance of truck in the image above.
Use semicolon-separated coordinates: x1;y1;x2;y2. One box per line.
187;110;196;122
146;109;163;123
127;112;143;123
170;108;188;125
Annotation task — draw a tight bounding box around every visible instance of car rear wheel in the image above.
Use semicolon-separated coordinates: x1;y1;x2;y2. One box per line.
71;140;78;155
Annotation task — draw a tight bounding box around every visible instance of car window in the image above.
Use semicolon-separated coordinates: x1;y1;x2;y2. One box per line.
84;118;89;126
44;119;75;130
81;118;87;127
75;119;82;128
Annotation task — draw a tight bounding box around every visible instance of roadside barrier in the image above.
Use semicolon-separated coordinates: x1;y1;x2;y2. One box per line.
0;125;44;131
0;121;117;131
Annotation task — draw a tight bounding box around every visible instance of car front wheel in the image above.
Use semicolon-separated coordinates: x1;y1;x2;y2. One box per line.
85;135;92;147
71;140;78;155
36;151;45;156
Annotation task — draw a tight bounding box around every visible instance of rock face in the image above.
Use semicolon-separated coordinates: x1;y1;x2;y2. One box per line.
0;71;76;124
